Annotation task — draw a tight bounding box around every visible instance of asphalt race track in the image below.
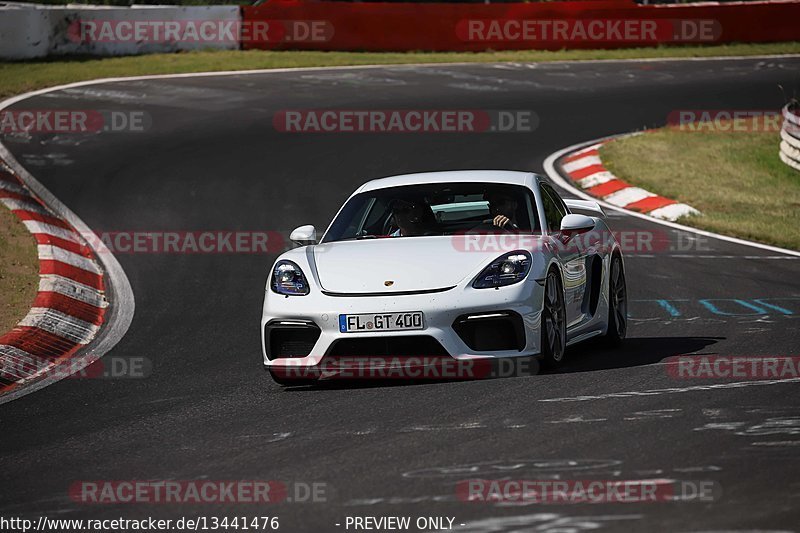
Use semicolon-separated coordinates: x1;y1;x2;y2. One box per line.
2;57;800;532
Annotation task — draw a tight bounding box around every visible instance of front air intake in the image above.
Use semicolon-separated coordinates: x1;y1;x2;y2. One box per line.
264;320;321;359
452;311;525;352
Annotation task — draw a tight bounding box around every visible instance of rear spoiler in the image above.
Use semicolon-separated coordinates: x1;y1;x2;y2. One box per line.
564;199;605;218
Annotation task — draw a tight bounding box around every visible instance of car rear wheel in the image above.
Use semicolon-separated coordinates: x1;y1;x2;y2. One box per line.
541;269;567;368
604;255;627;346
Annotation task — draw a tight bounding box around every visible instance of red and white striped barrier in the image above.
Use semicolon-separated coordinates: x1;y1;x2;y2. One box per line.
559;141;700;222
0;160;107;394
779;104;800;172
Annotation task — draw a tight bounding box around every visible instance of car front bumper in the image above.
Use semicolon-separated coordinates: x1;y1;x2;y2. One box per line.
260;280;545;372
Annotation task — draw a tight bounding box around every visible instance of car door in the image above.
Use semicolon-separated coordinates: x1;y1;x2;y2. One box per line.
540;182;589;329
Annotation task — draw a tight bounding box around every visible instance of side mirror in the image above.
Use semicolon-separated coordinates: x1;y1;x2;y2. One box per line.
290;225;317;246
560;214;595;235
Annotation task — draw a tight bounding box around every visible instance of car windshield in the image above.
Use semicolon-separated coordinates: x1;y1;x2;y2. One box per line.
321;182;539;243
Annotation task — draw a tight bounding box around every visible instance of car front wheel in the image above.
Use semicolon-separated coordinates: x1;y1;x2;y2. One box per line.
604;255;627;346
541;269;567;368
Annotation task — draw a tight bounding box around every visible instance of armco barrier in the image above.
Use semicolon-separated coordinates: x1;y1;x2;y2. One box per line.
780;105;800;172
0;3;240;59
242;0;800;52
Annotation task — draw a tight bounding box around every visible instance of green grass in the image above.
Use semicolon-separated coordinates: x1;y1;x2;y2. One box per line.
0;205;39;334
2;42;799;98
601;124;800;250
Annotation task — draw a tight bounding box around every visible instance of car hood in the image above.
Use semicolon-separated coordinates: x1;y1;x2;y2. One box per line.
311;236;533;294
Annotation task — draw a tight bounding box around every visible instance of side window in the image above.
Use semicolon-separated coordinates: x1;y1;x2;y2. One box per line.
540;183;567;232
524;191;540;232
362;198;389;234
546;183;570;217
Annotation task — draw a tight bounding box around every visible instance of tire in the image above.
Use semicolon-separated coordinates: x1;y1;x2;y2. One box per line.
604;254;627;346
540;269;567;368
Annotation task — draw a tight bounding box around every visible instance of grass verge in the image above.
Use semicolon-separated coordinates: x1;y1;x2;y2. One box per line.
1;42;799;98
600;124;800;250
0;204;39;334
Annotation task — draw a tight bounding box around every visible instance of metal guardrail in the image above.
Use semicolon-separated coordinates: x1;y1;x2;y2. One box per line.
780;105;800;172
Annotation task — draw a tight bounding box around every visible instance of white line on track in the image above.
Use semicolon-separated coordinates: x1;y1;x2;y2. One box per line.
539;378;800;403
2;54;798;105
626;254;799;260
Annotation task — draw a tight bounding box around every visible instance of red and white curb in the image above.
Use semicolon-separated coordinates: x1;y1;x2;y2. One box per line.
0;160;108;395
0;80;134;405
544;135;800;258
560;138;700;222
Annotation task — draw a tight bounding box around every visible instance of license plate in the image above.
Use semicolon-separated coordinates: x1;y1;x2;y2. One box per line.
339;312;424;333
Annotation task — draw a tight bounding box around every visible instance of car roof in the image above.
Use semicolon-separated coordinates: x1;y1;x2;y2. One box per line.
356;170;536;193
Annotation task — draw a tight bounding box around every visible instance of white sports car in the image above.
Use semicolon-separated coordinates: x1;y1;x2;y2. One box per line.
261;171;626;384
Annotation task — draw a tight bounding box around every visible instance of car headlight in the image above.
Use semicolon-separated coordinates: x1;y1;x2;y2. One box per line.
473;251;532;289
271;260;310;296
